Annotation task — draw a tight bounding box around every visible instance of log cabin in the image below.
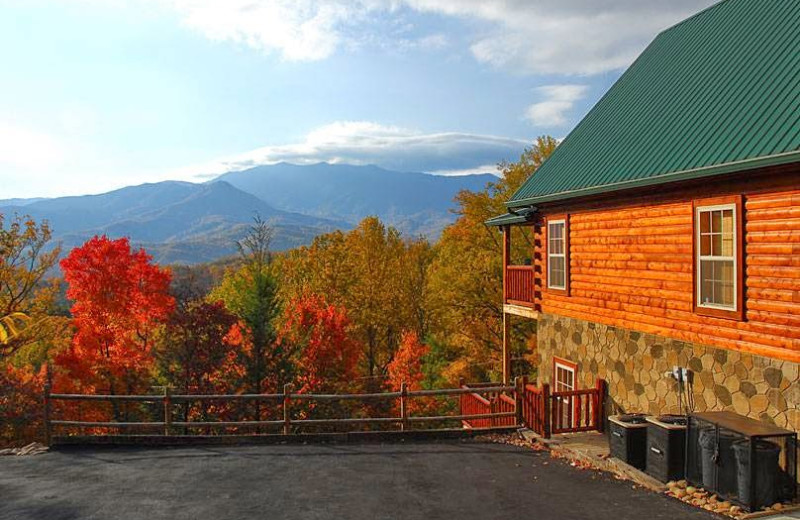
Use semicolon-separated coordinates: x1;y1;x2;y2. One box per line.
487;0;800;432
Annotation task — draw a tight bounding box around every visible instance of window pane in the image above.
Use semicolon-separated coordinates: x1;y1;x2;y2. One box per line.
712;232;722;256
719;261;734;306
549;257;565;288
721;209;734;256
700;259;734;308
700;260;715;305
700;234;711;256
700;211;710;234
712;210;722;233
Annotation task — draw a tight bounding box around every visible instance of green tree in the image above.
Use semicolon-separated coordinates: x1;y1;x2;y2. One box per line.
210;217;284;418
426;136;558;382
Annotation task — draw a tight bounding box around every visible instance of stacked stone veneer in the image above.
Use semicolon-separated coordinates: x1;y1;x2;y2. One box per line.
536;313;800;432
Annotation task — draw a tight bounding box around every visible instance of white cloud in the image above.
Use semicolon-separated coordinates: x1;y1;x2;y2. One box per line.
153;0;715;74
178;121;526;180
524;84;588;127
0;123;67;171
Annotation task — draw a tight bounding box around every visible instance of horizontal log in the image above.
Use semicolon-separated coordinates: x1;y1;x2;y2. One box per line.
52;421;165;428
744;207;800;220
570;235;692;246
289;392;401;401
746;309;800;330
572;259;690;273
747;220;800;233
571;266;692;282
571;244;692;254
407;412;516;423
171;394;283;401
570;281;691;303
570;204;689;223
746;231;800;244
746;287;797;303
171;420;285;428
572;290;690;311
572;224;693;238
407;386;513;397
747;265;800;278
747;299;800;316
745;193;800;210
745;243;800;255
543;295;797;349
291;417;401;426
50;394;164;402
570;215;689;231
747;277;800;291
569;252;688;262
570;273;691;292
746;255;800;267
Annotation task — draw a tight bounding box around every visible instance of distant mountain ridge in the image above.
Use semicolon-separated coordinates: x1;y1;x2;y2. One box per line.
216;162;494;237
1;163;495;264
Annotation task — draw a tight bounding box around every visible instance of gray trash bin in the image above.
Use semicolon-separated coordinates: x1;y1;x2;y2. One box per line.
699;429;738;493
733;440;780;508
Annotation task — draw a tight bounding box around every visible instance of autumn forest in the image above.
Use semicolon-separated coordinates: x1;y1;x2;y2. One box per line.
0;137;556;445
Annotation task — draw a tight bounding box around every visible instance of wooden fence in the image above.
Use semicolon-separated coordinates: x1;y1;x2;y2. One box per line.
44;382;518;444
44;377;605;444
463;378;606;438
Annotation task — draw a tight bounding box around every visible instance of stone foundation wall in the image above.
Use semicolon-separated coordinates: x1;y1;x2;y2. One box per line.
536;313;800;433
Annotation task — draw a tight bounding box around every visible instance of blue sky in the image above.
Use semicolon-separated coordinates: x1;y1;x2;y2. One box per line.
0;0;714;198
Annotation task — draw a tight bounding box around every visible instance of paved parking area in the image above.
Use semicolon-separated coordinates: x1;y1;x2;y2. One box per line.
0;440;719;520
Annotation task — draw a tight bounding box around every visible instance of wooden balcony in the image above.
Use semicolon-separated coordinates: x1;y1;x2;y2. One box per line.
504;265;534;307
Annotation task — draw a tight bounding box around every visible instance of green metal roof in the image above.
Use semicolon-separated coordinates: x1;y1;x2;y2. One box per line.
484;212;531;227
507;0;800;208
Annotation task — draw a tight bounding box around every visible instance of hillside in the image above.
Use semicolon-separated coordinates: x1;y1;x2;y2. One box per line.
0;181;344;264
216;162;494;237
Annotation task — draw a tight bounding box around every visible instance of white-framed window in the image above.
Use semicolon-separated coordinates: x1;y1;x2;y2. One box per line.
554;358;576;429
547;219;567;290
695;203;737;310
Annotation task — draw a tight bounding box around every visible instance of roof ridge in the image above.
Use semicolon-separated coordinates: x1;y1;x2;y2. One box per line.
657;0;733;36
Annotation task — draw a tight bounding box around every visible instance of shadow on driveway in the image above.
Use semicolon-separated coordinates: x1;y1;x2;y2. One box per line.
0;440;720;520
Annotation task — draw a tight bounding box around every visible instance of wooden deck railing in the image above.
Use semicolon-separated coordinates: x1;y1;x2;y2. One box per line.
504;265;534;306
521;383;550;438
44;383;518;443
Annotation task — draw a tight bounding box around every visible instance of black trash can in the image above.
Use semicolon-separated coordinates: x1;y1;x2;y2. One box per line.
733;439;780;508
699;428;738;494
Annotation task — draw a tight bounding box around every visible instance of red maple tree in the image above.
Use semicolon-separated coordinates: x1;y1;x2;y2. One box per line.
279;293;361;394
55;236;174;399
387;331;432;415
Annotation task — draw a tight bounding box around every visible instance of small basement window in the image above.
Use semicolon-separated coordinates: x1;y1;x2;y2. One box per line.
547;217;568;292
693;197;743;320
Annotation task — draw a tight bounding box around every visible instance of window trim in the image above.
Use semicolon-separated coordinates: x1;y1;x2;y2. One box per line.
692;195;745;321
545;215;570;295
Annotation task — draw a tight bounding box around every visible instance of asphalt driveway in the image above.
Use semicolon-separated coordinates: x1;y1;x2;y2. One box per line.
0;440;718;520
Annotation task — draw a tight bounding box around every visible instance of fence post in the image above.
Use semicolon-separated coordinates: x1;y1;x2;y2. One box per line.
458;377;465;416
542;382;551;439
283;383;292;435
43;363;52;446
514;376;524;427
595;378;606;433
163;386;172;436
400;381;408;431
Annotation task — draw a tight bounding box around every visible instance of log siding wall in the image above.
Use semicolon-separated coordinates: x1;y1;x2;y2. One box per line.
535;182;800;363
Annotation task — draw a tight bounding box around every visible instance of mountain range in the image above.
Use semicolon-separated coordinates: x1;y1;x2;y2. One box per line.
1;163;494;264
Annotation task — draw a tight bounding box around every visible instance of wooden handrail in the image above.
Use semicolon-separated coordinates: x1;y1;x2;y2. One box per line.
45;383;522;440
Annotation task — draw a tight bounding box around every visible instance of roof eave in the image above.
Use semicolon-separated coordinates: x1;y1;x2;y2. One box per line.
505;150;800;209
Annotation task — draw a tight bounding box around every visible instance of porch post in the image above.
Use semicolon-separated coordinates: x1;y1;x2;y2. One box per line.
502;313;510;385
502;225;510;303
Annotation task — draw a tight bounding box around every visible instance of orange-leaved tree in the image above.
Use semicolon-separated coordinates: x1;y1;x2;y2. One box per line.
386;331;432;415
280;293;361;395
55;236;174;407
